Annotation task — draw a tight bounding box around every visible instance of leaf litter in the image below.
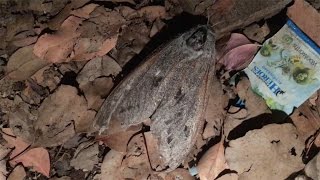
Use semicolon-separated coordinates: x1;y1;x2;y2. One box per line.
0;0;319;179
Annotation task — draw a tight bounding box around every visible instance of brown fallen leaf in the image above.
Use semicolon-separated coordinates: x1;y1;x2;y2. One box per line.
144;132;165;171
287;0;320;46
203;76;227;140
70;35;118;61
6;45;49;81
210;0;291;37
5;14;34;41
9;99;37;144
216;173;238;180
221;44;258;70
80;77;114;110
1;128;30;158
217;33;251;59
11;148;50;178
96;124;142;153
70;142;99;171
0;140;10;179
48;0;90;30
77;55;121;109
225;124;304;180
198;139;228;180
0;159;7;180
77;56;121;85
150;19;166;37
236;77;270;118
165;168;194;180
7;165;26;180
70;4;99;19
34;85;96;147
2;128;50;177
309;92;318;106
290;108;318;141
35;4;123;63
33;15;83;63
305;152;320;180
100;150;125;180
120;133;151;179
95;0;135;4
128;6;169;21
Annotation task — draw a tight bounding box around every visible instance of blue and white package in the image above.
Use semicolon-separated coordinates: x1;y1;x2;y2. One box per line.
244;19;320;114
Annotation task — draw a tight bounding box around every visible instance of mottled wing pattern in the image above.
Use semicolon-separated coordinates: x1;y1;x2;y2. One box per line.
94;26;216;169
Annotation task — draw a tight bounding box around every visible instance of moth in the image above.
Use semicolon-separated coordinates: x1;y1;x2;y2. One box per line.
94;25;216;170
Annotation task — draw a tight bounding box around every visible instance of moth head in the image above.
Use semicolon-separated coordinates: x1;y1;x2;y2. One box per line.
185;25;215;51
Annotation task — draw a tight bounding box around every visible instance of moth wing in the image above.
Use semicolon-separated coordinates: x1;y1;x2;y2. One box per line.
93;39;183;134
150;56;214;169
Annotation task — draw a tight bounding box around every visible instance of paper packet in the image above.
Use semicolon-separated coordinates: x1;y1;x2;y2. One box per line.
244;19;320;114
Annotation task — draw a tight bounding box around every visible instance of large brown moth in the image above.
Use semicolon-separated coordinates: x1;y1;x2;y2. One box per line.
94;25;216;170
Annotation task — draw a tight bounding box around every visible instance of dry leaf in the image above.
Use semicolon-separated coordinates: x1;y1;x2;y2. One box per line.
305;152;320;180
77;56;121;85
198;139;228;180
2;128;50;177
11;148;50;178
150;19;166;37
70;4;99;19
287;0;320;46
0;142;10;179
1;128;30;158
33;15;83;63
95;0;135;4
217;33;251;59
34;4;117;63
5;14;34;41
290;108;318;141
77;56;121;109
70;35;118;61
225;124;304;180
120;133;151;179
6;45;49;81
216;173;238;180
145;132;165;171
34;85;95;147
128;6;168;21
96;124;142;153
48;0;90;30
70;142;99;171
9;100;37;144
80;77;114;110
100;150;124;180
165;168;194;180
309;92;318;106
236;77;270;118
203;76;227;139
0;160;7;180
221;44;258;70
